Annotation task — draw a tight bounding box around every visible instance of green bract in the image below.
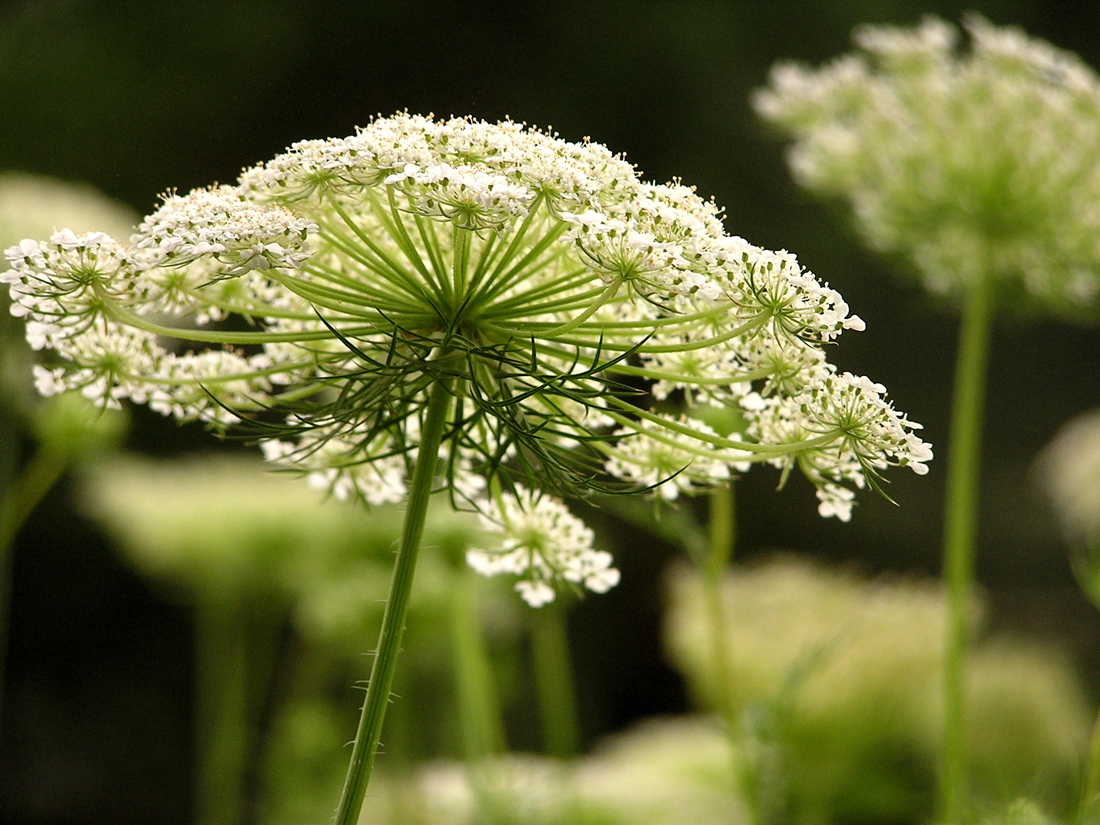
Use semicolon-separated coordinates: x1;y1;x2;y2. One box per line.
3;114;929;603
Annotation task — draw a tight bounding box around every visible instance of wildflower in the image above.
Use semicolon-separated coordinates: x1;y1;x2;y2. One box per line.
0;173;141;412
604;416;738;502
467;486;618;606
3;113;928;602
754;15;1100;315
756;23;1099;816
406;719;747;825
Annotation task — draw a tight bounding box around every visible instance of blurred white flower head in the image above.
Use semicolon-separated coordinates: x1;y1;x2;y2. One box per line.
755;15;1100;315
1039;410;1100;556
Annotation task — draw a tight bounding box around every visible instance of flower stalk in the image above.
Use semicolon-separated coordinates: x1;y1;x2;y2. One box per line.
940;272;993;823
531;598;581;758
705;483;737;734
193;596;250;825
333;374;453;825
448;569;507;762
756;17;1100;819
0;441;66;722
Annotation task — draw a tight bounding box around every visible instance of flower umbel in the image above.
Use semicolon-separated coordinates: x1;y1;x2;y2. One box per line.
467;486;618;607
3;113;929;601
754;15;1100;315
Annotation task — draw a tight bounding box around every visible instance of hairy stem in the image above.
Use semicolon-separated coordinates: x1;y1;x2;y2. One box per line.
939;273;993;824
332;375;453;825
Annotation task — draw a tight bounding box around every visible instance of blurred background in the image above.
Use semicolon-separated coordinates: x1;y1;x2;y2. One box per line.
2;1;1099;822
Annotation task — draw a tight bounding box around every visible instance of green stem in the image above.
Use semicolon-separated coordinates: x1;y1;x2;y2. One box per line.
99;291;352;346
0;444;68;725
599;404;844;463
531;598;581;759
452;224;471;301
533;275;622;339
704;483;737;733
0;445;67;559
332;375;454;825
448;569;507;762
703;483;758;824
1083;704;1100;809
194;595;250;825
939;274;994;824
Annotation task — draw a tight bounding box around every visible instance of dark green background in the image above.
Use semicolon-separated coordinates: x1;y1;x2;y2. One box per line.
2;1;1100;821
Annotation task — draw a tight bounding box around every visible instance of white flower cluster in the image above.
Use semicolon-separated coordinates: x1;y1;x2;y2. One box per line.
384;162;534;232
746;371;931;520
4;114;930;603
754;15;1100;313
135;185;315;273
467;487;618;607
261;428;408;507
605;416;738;502
6;231;135;348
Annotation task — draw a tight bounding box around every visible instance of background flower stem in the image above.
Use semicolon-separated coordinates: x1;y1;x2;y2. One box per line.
194;596;249;825
531;597;580;759
705;483;736;730
940;272;994;823
193;590;282;825
1084;703;1100;808
704;483;756;820
332;374;454;825
448;569;507;761
0;441;68;729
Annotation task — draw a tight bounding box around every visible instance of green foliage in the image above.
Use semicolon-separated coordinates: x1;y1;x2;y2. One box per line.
664;556;1093;823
